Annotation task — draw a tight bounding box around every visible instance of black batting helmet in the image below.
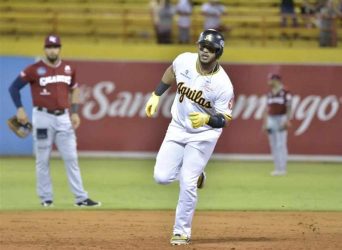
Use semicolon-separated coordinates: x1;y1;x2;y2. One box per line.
197;29;225;58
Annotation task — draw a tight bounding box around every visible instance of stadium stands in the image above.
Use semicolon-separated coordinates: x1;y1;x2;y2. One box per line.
0;0;340;47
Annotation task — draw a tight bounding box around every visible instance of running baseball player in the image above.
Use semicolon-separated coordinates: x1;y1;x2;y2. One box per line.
263;73;292;176
8;35;101;207
145;29;234;245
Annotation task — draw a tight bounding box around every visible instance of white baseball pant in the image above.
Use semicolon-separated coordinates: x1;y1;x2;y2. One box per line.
154;122;218;237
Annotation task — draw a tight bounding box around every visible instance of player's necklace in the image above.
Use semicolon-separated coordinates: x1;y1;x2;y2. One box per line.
197;61;218;83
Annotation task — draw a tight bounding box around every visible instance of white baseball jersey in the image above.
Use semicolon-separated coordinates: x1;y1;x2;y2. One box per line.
154;52;234;237
170;52;234;140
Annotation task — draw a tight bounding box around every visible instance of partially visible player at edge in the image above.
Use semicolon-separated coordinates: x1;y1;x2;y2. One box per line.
8;35;101;207
263;73;292;176
145;29;234;245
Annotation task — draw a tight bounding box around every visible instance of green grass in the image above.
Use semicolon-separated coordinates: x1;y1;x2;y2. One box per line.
0;157;341;211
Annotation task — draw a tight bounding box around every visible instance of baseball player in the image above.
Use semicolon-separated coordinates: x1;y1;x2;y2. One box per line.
145;29;234;245
263;73;292;176
8;34;101;207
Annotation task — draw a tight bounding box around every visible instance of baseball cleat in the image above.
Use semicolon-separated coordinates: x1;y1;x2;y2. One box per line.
197;172;206;189
75;198;101;207
270;170;287;176
170;234;191;245
41;200;53;207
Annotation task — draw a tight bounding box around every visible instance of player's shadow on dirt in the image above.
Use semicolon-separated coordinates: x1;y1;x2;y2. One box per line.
196;236;283;244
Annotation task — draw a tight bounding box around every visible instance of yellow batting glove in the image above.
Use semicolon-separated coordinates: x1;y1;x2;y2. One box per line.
145;92;160;117
189;112;210;129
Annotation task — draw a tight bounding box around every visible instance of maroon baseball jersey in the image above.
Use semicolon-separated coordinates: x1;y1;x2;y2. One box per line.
20;60;78;110
267;88;292;115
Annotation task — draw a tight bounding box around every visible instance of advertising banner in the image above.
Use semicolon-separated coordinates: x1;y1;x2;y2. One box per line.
74;60;342;156
1;57;341;158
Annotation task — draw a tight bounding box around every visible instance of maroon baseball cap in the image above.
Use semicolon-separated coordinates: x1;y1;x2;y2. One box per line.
268;73;281;81
44;34;61;47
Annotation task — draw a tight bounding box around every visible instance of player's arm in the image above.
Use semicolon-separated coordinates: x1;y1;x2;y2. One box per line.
145;65;176;117
189;111;232;129
155;65;176;96
70;86;81;129
8;76;29;124
284;93;292;129
262;107;269;132
285;102;291;121
189;88;234;129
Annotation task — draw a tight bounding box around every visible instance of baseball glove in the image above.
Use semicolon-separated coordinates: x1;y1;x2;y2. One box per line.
7;116;33;138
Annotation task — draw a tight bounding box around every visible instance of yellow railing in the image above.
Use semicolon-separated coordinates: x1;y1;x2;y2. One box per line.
0;1;340;47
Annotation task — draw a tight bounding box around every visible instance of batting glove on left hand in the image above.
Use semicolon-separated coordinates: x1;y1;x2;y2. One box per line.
145;92;160;117
189;112;210;129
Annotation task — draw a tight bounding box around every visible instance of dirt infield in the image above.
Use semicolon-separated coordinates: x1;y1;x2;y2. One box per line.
0;211;341;250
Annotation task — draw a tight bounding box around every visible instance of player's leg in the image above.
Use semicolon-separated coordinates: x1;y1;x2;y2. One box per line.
54;114;88;203
268;131;281;172
279;115;289;173
273;115;288;175
32;108;55;204
278;130;288;173
270;129;287;175
173;140;216;238
154;137;184;184
268;115;286;175
267;116;279;172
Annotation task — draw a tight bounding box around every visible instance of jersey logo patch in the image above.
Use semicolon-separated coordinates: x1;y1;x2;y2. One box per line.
177;82;212;109
228;97;234;110
40;88;51;95
48;36;58;43
64;65;72;74
180;70;191;79
37;67;47;76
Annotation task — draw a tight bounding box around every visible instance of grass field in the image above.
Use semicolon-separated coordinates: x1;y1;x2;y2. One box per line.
0;157;341;211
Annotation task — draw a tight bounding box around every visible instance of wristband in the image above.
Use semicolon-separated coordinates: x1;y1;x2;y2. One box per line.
154;81;171;96
207;113;226;128
71;103;79;114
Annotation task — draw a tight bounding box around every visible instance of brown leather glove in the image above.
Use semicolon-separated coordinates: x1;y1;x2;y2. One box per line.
7;116;32;138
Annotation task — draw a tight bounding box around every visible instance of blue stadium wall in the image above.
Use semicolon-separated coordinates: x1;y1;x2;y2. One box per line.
0;56;34;155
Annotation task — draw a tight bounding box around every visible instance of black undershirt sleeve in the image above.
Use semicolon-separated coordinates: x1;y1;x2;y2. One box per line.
8;76;28;108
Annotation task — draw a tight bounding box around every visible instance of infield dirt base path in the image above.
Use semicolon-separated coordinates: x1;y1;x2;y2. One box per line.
0;211;341;250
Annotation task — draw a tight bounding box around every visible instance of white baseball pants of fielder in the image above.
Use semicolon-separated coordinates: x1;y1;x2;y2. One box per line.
267;114;288;172
154;122;219;238
32;107;88;203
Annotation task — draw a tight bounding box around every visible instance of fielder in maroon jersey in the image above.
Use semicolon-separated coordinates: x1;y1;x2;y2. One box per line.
9;35;101;207
263;73;292;176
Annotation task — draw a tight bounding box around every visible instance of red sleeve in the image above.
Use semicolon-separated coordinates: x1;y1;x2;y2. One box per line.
70;65;78;89
19;65;35;84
